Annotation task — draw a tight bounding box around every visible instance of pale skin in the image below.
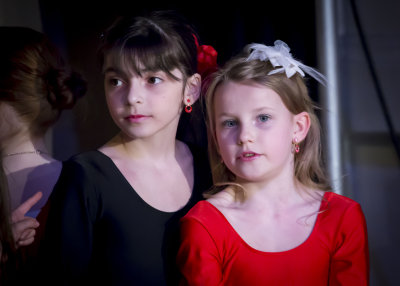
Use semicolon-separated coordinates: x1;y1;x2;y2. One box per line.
0;103;48;248
208;81;323;252
11;191;42;247
0;103;62;214
99;57;201;212
0;191;41;258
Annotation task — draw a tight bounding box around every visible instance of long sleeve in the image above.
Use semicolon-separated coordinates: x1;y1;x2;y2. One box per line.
177;217;225;286
40;159;100;285
329;203;369;285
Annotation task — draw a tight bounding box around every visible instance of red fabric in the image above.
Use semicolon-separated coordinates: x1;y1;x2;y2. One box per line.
177;192;369;286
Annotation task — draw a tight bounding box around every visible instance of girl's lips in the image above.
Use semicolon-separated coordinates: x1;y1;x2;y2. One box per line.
125;114;150;122
238;152;260;161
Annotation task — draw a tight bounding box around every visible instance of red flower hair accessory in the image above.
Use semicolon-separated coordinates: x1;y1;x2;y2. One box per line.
193;34;218;77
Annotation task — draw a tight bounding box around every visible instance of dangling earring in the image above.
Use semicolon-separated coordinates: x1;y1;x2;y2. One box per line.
292;137;300;154
185;98;192;113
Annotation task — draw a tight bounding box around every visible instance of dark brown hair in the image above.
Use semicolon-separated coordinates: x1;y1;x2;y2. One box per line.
99;10;198;82
0;27;86;137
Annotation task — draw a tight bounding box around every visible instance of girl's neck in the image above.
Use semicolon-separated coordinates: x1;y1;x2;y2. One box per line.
2;132;50;158
234;175;313;212
2;134;57;177
105;131;179;162
242;179;295;200
231;159;309;205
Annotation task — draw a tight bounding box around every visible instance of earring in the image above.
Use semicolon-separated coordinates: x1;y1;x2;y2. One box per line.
185;98;192;113
293;137;300;154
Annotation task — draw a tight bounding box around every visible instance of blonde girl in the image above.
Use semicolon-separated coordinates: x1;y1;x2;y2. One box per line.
178;40;369;285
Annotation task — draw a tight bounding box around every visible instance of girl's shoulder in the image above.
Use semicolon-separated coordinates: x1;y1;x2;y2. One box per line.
183;199;229;229
60;150;116;179
184;200;220;219
320;191;366;225
181;199;238;247
65;150;110;166
322;191;361;210
183;189;237;226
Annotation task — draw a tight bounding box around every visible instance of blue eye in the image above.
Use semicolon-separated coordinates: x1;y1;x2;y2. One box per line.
222;120;237;128
258;114;270;122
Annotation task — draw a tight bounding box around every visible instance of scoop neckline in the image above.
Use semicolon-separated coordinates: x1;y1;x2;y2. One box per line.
203;191;330;254
94;149;197;215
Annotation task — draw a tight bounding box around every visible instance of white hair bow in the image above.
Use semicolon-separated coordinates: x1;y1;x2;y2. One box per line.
246;40;327;86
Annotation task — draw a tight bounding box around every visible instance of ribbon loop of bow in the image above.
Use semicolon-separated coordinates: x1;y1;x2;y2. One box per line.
246;40;326;86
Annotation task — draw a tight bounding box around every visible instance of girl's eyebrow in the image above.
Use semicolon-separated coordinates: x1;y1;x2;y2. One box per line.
103;66;133;77
217;106;274;116
253;106;275;112
217;111;236;117
103;66;121;74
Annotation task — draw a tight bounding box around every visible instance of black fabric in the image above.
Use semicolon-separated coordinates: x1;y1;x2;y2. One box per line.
41;144;212;286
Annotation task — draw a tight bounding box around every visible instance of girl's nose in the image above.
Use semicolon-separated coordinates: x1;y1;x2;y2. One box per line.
237;125;254;145
126;83;143;105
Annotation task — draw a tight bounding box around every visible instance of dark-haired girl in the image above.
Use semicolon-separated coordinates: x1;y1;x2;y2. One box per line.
42;10;215;285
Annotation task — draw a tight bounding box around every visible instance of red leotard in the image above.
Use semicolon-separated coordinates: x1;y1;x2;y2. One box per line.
178;192;369;285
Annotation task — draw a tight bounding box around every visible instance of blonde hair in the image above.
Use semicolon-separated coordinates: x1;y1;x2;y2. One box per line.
205;48;331;198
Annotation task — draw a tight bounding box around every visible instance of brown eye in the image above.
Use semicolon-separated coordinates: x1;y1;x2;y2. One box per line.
148;77;162;84
109;78;123;87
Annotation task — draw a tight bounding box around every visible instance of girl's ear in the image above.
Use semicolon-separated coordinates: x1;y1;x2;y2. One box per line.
183;73;201;105
293;111;311;142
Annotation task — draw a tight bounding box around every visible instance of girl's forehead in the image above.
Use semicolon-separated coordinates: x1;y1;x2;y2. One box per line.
216;81;279;99
214;81;286;110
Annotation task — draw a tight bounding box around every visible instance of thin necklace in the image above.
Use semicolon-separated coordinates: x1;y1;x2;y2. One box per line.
3;149;48;157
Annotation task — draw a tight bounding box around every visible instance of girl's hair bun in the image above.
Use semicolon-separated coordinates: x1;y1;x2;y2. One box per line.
46;68;87;110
